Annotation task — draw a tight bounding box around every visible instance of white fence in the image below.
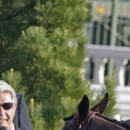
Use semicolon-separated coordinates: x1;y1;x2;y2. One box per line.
90;84;130;121
85;44;130;121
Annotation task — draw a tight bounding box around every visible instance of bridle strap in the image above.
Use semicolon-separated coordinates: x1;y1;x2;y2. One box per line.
63;111;127;130
78;111;96;129
85;111;97;125
63;111;97;130
62;121;74;130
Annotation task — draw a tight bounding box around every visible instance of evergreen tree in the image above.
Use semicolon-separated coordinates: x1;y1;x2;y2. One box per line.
103;72;117;118
1;69;23;93
90;72;117;118
0;0;91;129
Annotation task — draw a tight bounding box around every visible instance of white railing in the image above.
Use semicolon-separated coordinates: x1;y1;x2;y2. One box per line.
85;44;130;120
90;84;130;121
87;44;130;86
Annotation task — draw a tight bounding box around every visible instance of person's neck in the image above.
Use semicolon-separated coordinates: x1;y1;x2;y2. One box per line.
8;123;14;130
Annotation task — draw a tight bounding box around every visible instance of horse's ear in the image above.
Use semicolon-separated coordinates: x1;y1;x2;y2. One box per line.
78;95;89;121
90;92;108;114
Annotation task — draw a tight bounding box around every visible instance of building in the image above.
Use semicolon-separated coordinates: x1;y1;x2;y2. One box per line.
85;0;130;120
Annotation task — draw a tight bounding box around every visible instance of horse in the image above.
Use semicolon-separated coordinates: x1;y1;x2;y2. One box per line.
62;93;130;130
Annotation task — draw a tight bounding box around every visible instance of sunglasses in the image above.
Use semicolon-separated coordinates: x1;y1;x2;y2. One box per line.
0;102;13;110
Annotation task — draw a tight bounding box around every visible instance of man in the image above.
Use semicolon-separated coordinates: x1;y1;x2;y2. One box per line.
0;80;32;130
0;80;18;130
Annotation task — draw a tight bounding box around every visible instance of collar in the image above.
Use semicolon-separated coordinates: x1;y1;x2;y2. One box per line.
11;123;15;130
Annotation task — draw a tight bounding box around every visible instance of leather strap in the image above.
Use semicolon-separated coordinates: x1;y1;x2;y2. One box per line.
78;111;96;129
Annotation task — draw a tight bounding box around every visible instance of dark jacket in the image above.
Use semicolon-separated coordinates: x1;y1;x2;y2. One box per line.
0;126;7;130
15;126;21;130
13;94;33;130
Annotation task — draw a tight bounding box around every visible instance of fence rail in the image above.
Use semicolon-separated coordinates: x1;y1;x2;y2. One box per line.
86;44;130;86
84;44;130;120
90;84;130;120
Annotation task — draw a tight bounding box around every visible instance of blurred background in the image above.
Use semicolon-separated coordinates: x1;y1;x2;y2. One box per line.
84;0;130;121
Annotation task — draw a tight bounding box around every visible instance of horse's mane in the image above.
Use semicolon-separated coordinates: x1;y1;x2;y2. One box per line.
120;120;130;129
63;113;75;121
96;113;130;129
63;112;130;129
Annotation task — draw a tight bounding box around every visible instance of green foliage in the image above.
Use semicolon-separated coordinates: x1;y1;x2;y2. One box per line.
90;72;117;118
103;72;117;118
29;98;45;130
0;0;117;129
0;0;91;129
1;68;24;94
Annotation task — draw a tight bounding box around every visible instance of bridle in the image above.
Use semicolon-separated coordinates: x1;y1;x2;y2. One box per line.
63;111;127;130
63;111;97;130
76;111;96;129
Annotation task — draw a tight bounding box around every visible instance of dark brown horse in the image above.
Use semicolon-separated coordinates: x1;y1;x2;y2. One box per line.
62;93;130;130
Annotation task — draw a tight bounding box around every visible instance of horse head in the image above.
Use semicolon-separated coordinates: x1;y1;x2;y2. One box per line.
62;92;130;130
62;93;108;130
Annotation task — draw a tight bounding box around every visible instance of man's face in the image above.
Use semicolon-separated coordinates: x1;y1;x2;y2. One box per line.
0;92;17;130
